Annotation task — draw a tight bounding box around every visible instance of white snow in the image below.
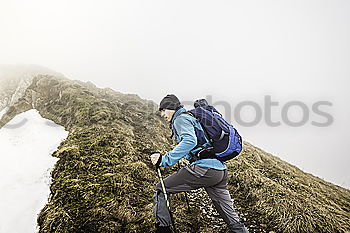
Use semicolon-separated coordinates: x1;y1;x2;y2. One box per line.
0;109;68;233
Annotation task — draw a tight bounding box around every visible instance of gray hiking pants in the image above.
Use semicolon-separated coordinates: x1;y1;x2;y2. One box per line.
153;164;242;228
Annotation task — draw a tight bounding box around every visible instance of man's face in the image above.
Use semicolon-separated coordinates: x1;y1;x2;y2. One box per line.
160;109;175;122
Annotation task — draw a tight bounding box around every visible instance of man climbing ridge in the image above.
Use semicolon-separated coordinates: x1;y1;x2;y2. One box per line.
150;94;249;233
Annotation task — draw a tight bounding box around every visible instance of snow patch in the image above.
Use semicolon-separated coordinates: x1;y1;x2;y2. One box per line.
0;109;69;233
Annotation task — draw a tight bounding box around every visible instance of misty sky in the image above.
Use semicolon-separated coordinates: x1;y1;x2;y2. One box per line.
0;0;349;188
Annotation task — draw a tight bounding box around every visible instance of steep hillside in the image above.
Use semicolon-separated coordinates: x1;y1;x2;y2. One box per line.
0;74;349;233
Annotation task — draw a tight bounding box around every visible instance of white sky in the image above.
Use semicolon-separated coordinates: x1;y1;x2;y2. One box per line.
0;110;68;233
0;0;349;188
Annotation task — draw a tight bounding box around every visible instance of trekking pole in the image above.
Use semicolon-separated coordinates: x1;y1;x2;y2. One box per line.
157;168;170;208
176;163;191;212
156;167;178;233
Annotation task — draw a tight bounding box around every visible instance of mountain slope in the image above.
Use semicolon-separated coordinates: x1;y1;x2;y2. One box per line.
0;64;63;111
0;74;349;233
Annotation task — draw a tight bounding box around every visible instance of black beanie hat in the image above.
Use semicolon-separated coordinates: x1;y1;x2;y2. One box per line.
159;94;182;111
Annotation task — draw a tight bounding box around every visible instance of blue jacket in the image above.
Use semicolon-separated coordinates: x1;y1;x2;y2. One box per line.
160;107;226;170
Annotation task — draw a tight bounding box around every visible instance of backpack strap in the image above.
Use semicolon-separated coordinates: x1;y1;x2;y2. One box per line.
179;112;211;144
179;112;216;162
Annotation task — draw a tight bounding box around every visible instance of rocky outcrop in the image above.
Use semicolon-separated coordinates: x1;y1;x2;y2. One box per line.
0;64;63;112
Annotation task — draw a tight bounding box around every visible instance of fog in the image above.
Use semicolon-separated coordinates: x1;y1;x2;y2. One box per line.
0;0;349;188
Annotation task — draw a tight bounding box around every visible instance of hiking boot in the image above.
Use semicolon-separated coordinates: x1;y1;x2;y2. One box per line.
155;225;172;233
228;222;249;233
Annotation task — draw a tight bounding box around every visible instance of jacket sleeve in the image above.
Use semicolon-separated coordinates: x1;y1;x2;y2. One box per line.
160;116;197;167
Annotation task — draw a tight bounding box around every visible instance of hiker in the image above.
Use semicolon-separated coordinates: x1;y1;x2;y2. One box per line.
150;94;249;233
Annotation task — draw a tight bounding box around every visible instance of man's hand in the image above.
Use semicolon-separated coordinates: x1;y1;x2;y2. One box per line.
150;153;161;165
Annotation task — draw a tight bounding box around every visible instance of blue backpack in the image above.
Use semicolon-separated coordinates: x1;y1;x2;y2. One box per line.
186;99;243;162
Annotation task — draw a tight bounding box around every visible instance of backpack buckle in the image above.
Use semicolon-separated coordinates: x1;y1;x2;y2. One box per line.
189;146;215;163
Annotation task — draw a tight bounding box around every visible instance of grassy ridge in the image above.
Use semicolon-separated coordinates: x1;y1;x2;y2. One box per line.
5;75;349;232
